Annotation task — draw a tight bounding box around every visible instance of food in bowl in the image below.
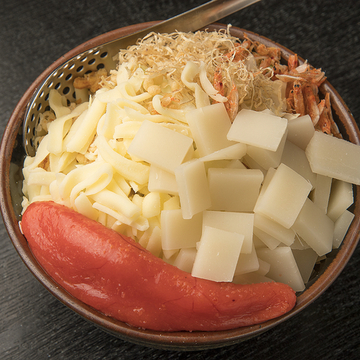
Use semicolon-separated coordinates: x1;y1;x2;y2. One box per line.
19;28;359;331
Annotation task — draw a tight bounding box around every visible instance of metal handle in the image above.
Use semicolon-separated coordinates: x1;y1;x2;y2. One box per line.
105;0;260;56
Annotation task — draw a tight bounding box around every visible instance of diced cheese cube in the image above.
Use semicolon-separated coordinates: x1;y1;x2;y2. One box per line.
255;167;276;208
227;109;288;151
327;179;353;222
208;168;264;212
257;247;305;292
242;154;267;175
305;131;360;185
254;213;295;247
257;258;271;276
175;159;211;219
173;248;197;273
203;211;254;254
246;130;287;170
287;115;315;150
191;226;244;282
186;103;236;157
333;209;355;249
234;244;259;276
253;227;281;250
292;198;334;256
252;234;268;249
292;248;318;284
148;165;178;195
254;163;312;229
127;120;194;173
199;143;247;162
281;140;316;188
310;174;332;214
161;209;202;250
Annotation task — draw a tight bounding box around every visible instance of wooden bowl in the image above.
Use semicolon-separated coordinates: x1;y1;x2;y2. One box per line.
0;22;359;351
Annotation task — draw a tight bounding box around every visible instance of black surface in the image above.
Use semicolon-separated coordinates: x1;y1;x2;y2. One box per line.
1;0;359;358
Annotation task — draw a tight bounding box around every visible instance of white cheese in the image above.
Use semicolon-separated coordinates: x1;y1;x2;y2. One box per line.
227;109;288;151
305;131;360;185
208;168;264;212
127;120;194;174
254;163;312;229
191;226;244;282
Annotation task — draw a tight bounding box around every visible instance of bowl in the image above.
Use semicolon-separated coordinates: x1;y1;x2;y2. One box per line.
1;22;359;351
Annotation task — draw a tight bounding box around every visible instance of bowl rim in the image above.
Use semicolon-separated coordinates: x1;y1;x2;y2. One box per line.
1;22;359;351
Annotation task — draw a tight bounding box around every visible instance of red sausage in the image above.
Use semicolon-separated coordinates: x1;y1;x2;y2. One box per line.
21;201;296;331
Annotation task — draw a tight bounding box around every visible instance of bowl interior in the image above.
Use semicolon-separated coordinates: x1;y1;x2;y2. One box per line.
1;22;359;350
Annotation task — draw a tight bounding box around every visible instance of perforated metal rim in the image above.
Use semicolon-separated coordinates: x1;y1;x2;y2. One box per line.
23;47;115;156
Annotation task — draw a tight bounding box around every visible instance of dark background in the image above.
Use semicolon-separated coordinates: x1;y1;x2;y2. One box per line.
1;0;359;358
